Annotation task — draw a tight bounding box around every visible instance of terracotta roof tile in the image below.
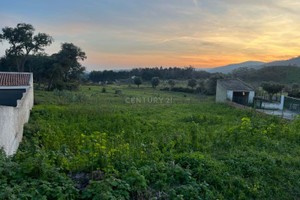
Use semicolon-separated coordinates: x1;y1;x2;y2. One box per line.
0;73;31;86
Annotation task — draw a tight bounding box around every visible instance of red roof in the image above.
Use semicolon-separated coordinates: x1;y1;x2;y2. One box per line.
0;73;31;86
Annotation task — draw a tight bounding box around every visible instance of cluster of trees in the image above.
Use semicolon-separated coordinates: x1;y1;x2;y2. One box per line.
0;23;86;90
261;82;285;101
133;76;160;89
232;66;300;99
89;67;211;83
288;83;300;98
132;74;225;95
231;65;300;86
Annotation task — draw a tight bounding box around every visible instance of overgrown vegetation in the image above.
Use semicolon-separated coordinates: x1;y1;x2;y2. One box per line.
1;85;299;199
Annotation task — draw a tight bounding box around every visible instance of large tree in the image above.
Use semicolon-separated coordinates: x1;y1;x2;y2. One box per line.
206;73;225;95
0;23;53;72
47;43;86;90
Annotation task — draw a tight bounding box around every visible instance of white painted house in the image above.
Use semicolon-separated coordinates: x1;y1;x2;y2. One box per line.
0;72;34;156
216;79;255;105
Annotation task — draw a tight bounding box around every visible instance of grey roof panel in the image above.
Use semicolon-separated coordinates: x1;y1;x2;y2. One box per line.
218;79;254;91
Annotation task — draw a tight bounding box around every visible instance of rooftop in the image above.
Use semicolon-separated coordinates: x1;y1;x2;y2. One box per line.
0;72;31;87
218;78;254;91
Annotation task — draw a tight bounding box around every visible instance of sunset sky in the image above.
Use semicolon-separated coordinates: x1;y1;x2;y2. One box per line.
1;0;300;70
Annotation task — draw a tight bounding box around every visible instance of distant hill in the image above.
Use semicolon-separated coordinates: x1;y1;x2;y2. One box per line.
208;56;300;73
263;56;300;67
208;61;265;74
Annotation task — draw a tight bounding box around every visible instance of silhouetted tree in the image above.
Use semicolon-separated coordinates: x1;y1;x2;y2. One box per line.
206;74;225;95
292;83;300;90
197;79;206;93
188;79;197;89
151;77;160;89
134;76;142;88
168;79;175;88
0;23;53;72
47;43;86;90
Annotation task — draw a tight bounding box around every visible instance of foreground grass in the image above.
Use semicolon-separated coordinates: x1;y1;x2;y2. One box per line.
1;85;299;199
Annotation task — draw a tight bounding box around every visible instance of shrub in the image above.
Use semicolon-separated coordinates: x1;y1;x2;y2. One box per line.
261;82;284;101
288;89;300;98
133;77;142;88
188;79;197;89
171;87;194;93
81;177;131;200
115;90;122;94
151;77;160;89
160;87;170;91
0;150;78;199
168;80;175;88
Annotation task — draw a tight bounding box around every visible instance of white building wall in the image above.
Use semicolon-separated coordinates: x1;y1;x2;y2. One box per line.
261;95;285;110
0;76;33;156
261;102;282;110
248;91;255;104
226;90;233;101
216;82;227;102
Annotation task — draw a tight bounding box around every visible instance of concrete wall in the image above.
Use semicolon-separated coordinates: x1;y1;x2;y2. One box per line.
216;81;227;102
248;91;255;104
227;90;233;101
0;77;33;156
261;102;282;110
261;95;284;110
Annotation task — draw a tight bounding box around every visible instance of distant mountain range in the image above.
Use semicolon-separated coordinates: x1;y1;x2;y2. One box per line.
207;56;300;74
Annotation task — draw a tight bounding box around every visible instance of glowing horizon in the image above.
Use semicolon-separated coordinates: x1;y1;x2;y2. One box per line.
1;0;300;70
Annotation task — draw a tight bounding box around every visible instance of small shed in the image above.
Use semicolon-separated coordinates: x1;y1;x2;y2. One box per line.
216;79;255;105
0;72;34;155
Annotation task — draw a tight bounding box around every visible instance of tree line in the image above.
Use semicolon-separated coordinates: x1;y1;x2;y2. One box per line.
89;67;211;82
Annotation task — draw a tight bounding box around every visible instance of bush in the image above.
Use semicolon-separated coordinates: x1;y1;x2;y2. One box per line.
160;87;170;91
51;80;80;91
115;90;122;94
81;177;131;200
0;150;78;199
53;89;87;103
168;80;175;88
261;82;284;101
133;77;142;88
171;87;194;93
188;79;197;89
288;89;300;98
151;77;160;89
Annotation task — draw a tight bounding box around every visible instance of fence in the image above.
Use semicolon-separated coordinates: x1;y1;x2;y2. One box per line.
253;95;284;110
284;96;300;113
255;90;283;103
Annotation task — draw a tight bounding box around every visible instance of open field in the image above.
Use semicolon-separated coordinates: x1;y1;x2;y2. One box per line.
1;85;300;199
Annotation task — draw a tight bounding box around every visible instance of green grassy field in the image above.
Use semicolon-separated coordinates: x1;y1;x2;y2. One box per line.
1;85;300;199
